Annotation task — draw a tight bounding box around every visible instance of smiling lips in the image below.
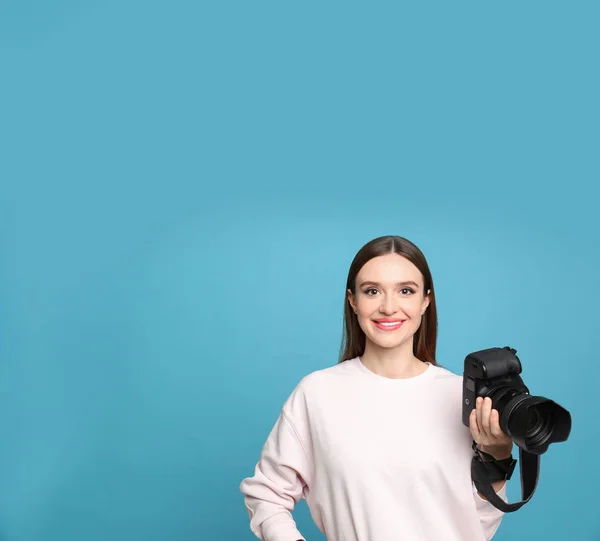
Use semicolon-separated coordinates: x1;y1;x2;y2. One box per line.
372;319;405;331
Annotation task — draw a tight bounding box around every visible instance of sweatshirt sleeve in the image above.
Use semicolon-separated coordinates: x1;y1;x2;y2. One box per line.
240;388;313;541
472;481;507;540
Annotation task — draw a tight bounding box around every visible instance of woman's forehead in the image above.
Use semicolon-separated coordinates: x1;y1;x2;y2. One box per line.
357;254;423;285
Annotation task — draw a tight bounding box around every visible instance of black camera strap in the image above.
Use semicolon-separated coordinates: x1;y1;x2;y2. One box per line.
472;446;540;512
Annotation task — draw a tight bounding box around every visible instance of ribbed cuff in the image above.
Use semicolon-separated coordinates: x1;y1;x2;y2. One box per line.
261;513;305;541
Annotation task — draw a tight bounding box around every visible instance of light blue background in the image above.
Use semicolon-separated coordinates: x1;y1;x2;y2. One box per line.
1;1;598;540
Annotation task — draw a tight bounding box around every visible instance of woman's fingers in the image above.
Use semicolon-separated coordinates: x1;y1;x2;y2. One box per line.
475;397;484;437
481;397;492;436
471;397;513;452
469;407;480;441
490;409;503;438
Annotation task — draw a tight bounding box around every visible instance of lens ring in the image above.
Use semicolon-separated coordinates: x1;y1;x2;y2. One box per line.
525;406;554;448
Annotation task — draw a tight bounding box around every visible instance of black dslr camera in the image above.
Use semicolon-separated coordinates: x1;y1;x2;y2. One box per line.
462;346;571;454
462;346;572;512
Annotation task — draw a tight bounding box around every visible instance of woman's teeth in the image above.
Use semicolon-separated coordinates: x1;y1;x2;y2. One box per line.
373;320;405;330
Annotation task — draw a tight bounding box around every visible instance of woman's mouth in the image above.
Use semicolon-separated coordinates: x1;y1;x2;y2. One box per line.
372;320;405;331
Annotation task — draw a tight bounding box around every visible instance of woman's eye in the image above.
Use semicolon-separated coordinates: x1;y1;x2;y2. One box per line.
363;287;414;296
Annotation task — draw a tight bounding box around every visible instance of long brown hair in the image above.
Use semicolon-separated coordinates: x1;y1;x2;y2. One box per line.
339;235;438;365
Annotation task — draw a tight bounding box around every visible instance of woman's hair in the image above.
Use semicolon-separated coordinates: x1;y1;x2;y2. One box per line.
339;235;438;365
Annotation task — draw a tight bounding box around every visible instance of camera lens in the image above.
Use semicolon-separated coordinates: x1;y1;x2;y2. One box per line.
525;409;539;430
523;403;556;448
499;394;571;454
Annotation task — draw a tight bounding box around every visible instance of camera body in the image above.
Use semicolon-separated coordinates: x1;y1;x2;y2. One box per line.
462;346;528;426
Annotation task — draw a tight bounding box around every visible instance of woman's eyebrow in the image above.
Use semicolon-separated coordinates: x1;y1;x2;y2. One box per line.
359;280;420;288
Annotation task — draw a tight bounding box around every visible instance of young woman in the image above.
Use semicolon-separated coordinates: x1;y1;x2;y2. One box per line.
240;235;513;541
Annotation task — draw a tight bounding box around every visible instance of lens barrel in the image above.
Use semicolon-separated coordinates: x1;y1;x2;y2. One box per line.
493;389;572;454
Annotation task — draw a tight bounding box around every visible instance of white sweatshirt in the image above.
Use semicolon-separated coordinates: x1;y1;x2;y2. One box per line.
240;357;507;541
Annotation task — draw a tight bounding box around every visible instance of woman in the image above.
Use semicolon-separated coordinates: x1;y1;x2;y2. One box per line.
240;235;513;541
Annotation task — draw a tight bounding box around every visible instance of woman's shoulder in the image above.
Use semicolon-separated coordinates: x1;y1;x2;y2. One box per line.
431;362;465;385
280;359;360;418
432;362;461;380
429;363;466;401
296;357;362;391
283;358;360;402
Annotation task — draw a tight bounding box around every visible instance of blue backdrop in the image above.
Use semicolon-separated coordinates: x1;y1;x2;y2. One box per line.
1;1;598;540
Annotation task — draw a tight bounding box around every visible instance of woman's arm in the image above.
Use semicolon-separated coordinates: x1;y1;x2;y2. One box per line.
240;380;312;541
469;397;513;500
475;441;513;500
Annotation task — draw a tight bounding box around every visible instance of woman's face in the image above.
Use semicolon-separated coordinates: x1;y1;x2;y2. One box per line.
347;253;430;352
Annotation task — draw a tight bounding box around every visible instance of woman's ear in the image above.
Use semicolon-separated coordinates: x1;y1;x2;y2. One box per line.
422;289;431;315
347;288;356;313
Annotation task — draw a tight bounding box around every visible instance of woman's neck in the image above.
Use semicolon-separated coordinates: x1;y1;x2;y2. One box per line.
359;341;426;379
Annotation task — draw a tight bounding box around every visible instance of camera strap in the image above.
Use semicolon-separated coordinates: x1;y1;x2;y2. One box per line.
472;446;540;512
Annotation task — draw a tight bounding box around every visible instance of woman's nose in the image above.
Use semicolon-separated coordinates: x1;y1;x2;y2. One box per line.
380;295;398;314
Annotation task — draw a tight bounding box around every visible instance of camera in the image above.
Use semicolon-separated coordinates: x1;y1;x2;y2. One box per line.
462;346;571;455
